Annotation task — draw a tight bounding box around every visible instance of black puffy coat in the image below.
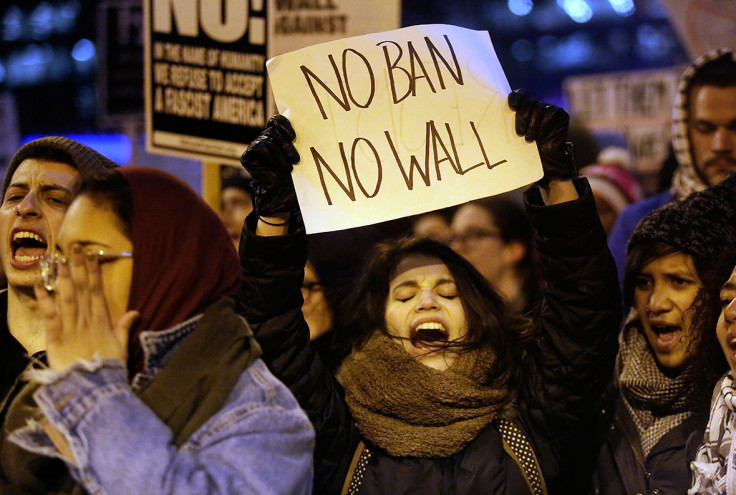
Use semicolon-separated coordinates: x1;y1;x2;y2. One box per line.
237;179;622;495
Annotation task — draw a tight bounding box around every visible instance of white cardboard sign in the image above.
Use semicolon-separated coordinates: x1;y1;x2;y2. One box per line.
267;24;543;233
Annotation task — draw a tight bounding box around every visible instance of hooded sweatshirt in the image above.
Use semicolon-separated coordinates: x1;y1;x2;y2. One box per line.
607;48;736;284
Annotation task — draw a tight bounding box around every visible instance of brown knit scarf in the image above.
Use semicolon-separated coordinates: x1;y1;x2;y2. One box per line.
337;332;514;458
618;320;693;456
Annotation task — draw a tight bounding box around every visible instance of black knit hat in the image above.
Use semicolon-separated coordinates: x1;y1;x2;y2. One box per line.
2;136;118;199
628;173;736;260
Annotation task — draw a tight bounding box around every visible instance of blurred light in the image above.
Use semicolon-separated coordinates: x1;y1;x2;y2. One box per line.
29;2;54;40
6;44;70;87
57;0;81;34
539;31;592;70
537;34;557;56
511;39;535;61
608;0;635;16
557;0;593;23
50;46;72;81
0;63;6;84
562;32;593;66
74;85;96;120
636;24;671;59
71;39;95;62
606;27;630;54
2;6;23;42
13;44;53;85
22;134;133;165
537;35;558;57
508;0;533;16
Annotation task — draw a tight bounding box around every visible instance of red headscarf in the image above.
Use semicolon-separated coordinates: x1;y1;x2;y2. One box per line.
118;167;241;371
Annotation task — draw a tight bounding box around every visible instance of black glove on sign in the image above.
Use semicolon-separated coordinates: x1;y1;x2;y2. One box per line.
508;89;578;188
240;115;301;217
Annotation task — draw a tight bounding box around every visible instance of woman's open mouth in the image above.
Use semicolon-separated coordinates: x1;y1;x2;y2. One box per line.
649;323;682;352
410;322;450;351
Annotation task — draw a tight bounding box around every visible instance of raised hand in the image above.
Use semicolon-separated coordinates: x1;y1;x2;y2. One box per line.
240;115;301;217
34;247;139;373
508;89;577;188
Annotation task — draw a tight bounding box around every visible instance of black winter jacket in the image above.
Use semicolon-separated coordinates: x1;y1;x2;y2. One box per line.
592;384;707;495
237;179;622;495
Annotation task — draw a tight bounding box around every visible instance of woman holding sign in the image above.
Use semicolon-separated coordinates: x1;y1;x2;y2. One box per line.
236;91;621;494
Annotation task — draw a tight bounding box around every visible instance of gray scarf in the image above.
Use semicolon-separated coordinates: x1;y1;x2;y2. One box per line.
618;321;693;456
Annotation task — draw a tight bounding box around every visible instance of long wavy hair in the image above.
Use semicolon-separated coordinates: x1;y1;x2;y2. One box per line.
624;240;732;408
686;248;736;408
337;236;536;390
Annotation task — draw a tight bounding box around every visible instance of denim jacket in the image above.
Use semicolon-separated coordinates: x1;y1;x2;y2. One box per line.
10;314;315;495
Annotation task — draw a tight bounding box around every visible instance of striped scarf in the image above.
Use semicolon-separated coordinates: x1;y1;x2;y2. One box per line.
618;320;693;456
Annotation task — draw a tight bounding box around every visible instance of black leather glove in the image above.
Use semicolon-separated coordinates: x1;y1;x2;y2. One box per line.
240;115;301;216
508;89;577;188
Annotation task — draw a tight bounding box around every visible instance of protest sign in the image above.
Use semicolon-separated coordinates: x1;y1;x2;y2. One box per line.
144;0;268;162
564;67;682;174
267;24;543;233
266;0;400;117
143;0;399;165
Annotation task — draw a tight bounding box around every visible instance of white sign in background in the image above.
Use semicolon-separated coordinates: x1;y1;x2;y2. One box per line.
267;24;543;233
144;0;400;165
265;0;401;118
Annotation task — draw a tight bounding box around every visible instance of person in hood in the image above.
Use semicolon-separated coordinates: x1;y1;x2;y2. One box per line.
608;49;736;287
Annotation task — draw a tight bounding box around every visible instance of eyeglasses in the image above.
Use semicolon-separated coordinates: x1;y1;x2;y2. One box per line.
448;230;502;248
40;250;133;291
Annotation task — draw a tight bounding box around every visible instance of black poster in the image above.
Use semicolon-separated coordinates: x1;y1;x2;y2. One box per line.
145;0;268;163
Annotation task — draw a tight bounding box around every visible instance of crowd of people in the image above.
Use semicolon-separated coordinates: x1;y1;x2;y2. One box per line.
0;48;734;495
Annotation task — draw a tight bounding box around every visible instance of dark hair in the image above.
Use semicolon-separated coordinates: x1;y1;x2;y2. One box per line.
338;236;536;388
691;53;736;89
623;241;709;307
472;197;536;270
411;207;456;235
77;170;133;239
220;169;252;195
656;144;678;193
624;240;730;408
684;248;736;408
623;241;680;307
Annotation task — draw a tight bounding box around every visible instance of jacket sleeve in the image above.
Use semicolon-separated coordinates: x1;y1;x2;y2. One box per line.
521;177;623;490
235;213;361;495
10;359;314;495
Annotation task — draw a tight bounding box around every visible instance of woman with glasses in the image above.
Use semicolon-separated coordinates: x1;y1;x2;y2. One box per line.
450;197;544;314
236;90;622;494
6;167;314;495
